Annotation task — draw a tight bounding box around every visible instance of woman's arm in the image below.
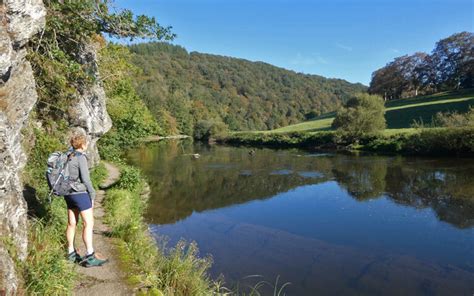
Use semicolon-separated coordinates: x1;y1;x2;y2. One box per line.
78;155;96;200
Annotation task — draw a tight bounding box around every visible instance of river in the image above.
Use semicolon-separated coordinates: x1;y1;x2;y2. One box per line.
126;140;474;296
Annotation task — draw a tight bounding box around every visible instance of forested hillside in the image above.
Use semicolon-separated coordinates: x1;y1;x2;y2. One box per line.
129;42;367;135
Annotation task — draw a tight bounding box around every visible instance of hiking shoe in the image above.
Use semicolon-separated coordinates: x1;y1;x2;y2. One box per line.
80;252;109;267
67;250;82;263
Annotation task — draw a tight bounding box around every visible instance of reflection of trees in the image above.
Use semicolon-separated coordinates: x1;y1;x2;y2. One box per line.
384;159;474;228
331;157;388;200
127;141;331;224
128;141;474;229
331;155;474;228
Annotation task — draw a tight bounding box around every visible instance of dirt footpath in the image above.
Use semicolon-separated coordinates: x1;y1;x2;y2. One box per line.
73;162;132;296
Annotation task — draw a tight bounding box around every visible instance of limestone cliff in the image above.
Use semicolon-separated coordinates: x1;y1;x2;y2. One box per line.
0;0;46;294
69;40;112;166
0;0;112;293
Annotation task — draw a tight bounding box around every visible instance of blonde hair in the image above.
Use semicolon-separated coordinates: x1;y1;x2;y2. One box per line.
70;134;87;150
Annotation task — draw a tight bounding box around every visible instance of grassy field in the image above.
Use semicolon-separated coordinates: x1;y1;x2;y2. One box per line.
253;89;474;134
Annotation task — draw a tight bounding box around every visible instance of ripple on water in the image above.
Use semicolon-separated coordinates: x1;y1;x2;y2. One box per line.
269;169;293;175
298;171;324;178
239;170;252;176
206;163;237;169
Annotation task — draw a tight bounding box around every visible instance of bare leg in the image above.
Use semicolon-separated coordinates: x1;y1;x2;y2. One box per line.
66;208;79;253
80;207;94;254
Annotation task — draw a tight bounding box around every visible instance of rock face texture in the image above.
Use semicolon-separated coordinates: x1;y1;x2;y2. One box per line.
69;41;112;166
0;0;46;294
0;0;112;293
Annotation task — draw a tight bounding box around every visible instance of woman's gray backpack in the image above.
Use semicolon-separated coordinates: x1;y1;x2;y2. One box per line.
46;151;74;202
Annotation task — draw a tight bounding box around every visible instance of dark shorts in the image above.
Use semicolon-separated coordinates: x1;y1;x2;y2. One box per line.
64;193;92;212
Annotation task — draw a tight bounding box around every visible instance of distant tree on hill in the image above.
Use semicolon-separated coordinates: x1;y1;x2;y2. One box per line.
369;58;406;100
332;93;386;139
369;32;474;100
431;32;474;90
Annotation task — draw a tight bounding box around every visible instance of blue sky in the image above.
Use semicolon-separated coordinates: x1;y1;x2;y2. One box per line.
113;0;473;85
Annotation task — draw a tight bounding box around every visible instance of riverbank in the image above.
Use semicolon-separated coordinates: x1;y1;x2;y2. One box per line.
217;127;474;156
141;135;191;142
101;162;223;295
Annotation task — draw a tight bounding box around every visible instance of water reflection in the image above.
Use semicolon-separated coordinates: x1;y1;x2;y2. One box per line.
127;140;474;295
127;140;474;229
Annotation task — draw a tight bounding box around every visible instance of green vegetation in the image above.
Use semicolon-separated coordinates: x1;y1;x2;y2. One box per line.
432;108;474;128
20;129;74;296
363;127;474;155
20;127;107;295
220;127;474;156
28;1;174;132
219;90;474;155
20;1;187;294
98;44;162;161
266;89;474;133
103;165;222;295
332;93;386;139
15;1;473;293
193;119;228;140
385;89;474;128
369;32;473;100
128;42;366;134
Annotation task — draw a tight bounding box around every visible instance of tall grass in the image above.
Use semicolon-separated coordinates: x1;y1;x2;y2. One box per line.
22;217;75;295
20;126;108;295
103;165;222;295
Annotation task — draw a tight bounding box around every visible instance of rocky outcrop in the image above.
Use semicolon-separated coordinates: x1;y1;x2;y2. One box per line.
68;41;112;166
0;0;46;294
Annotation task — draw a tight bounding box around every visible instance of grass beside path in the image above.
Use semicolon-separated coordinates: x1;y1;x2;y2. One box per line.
101;163;224;295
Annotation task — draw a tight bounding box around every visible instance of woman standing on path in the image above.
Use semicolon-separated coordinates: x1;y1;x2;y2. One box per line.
64;133;108;267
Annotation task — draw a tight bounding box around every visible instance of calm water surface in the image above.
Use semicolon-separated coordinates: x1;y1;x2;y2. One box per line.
127;140;474;296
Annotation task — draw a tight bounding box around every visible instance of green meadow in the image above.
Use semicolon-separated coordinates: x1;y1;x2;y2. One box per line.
250;89;474;135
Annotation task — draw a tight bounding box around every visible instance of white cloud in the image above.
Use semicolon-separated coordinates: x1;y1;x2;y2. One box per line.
336;43;353;51
316;55;329;65
291;52;328;66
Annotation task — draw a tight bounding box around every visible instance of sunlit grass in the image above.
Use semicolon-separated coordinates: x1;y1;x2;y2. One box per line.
245;89;474;134
22;217;76;295
104;164;222;295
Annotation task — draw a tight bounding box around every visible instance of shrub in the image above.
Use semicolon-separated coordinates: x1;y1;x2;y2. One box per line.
332;93;386;139
432;107;474;128
193;119;228;140
115;166;143;192
403;127;474;155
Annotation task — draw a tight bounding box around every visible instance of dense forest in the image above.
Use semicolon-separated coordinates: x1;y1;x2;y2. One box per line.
128;42;367;136
369;32;473;100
